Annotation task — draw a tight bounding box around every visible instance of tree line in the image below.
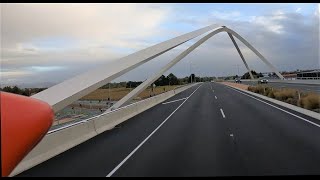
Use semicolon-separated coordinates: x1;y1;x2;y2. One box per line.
0;86;47;96
100;73;213;89
1;73;215;96
224;70;276;80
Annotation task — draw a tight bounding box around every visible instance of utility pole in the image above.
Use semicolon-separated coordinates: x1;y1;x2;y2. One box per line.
237;64;240;76
190;61;192;83
108;83;110;101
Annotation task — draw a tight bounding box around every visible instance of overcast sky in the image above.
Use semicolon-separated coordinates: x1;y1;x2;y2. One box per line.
1;3;319;87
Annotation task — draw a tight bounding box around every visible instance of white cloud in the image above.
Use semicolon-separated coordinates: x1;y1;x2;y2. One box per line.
2;3;170;47
250;10;287;34
1;3;170;62
296;7;302;13
1;3;171;83
0;70;33;78
211;10;241;20
1;4;318;87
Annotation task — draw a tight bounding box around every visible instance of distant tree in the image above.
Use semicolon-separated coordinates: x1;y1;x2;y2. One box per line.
12;86;20;94
125;81;142;88
167;73;179;85
242;70;259;79
3;86;12;92
155;75;168;86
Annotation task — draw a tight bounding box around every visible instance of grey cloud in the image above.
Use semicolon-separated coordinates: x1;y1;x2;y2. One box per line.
1;4;318;87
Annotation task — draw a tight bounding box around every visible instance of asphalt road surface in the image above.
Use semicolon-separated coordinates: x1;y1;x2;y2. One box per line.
241;81;320;94
17;82;320;177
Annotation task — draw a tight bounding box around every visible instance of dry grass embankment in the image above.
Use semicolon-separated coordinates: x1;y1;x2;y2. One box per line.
247;85;320;113
219;82;249;91
219;81;319;113
81;85;181;101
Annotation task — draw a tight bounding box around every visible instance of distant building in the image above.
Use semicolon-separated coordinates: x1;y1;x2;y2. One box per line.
297;69;320;80
261;72;269;77
282;73;297;80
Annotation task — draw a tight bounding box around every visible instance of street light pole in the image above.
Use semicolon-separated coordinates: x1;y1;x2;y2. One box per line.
108;83;110;101
190;61;192;84
237;64;240;76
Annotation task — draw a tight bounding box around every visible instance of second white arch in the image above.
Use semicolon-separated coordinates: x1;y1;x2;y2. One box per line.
108;26;284;110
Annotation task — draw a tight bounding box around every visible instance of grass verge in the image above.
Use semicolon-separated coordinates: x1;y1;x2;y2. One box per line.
247;85;320;113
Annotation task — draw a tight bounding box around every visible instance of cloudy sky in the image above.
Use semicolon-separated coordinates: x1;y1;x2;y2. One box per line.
1;3;319;87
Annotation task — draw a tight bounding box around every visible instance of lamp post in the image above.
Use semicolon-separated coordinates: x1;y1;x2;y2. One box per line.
190;61;192;84
108;83;110;100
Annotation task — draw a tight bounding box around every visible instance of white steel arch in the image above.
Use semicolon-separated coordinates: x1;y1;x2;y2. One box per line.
108;26;283;110
227;32;254;80
32;25;284;113
32;24;219;113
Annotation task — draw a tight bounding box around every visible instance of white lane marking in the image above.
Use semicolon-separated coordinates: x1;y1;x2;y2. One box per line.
220;108;226;118
226;86;320;128
230;134;234;137
162;97;187;105
215;96;217;99
106;84;203;177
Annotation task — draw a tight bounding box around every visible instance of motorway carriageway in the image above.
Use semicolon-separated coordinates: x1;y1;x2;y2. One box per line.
17;82;320;176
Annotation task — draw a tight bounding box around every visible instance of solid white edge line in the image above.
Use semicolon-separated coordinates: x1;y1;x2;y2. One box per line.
162;97;188;105
106;84;203;177
220;108;226;118
225;85;320;128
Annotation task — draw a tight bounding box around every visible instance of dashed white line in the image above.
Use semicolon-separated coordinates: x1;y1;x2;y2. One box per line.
215;96;217;99
162;97;187;105
106;84;203;177
220;108;226;118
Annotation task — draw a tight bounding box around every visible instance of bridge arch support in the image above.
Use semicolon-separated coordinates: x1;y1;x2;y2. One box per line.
108;26;284;110
32;25;283;113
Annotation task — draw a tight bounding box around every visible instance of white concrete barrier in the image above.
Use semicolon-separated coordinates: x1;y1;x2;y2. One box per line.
10;83;199;177
10;120;98;176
